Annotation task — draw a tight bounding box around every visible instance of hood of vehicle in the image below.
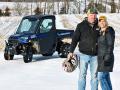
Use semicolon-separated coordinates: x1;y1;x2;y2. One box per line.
8;33;32;44
9;33;30;39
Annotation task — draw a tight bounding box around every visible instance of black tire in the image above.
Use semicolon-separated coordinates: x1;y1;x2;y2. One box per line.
4;53;14;60
23;47;33;63
42;52;53;56
59;43;70;58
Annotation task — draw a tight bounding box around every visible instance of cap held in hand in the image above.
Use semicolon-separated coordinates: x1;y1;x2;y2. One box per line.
62;54;78;73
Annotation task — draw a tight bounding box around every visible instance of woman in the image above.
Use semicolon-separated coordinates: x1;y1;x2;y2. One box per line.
97;16;115;90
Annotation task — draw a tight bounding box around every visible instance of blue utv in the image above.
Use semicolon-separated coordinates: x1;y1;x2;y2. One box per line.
4;15;74;63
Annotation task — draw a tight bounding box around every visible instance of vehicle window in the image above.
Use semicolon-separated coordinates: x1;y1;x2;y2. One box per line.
40;19;53;33
16;19;38;34
20;19;31;32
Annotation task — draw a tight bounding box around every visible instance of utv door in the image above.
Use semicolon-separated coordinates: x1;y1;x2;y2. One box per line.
38;17;56;55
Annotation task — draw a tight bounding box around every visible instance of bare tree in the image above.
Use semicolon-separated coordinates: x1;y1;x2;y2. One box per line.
39;0;42;9
43;0;47;14
66;0;70;14
75;0;81;14
57;1;60;14
118;0;120;13
63;0;69;14
111;0;116;13
78;0;81;14
52;0;55;12
14;2;24;15
72;0;81;14
46;2;52;14
14;0;30;16
105;0;107;12
23;3;29;15
98;0;102;4
95;0;99;4
30;2;33;15
84;0;87;13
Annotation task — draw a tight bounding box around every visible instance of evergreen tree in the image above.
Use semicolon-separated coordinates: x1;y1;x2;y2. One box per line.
4;7;11;16
0;9;3;16
34;7;42;15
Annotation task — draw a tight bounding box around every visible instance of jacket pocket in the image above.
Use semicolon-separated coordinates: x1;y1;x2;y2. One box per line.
104;60;111;66
103;54;112;66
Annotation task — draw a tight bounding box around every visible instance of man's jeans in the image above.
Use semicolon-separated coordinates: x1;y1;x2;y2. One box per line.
78;53;98;90
98;72;112;90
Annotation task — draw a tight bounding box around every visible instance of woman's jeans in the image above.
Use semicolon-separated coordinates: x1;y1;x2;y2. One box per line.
98;72;112;90
78;53;98;90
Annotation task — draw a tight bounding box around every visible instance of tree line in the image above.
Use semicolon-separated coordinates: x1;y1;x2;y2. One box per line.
0;0;120;16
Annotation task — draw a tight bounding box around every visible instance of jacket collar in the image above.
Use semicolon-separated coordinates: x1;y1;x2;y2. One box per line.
84;17;98;27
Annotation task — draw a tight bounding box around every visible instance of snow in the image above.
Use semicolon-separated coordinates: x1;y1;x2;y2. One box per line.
0;52;77;90
0;46;120;90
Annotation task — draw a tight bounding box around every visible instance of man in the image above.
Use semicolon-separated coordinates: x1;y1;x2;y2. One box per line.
68;8;99;90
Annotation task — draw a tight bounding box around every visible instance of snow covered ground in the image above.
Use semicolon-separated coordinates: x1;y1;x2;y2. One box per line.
0;47;120;90
0;14;120;90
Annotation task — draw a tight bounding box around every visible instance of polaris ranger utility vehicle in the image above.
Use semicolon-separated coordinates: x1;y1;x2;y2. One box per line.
4;15;74;63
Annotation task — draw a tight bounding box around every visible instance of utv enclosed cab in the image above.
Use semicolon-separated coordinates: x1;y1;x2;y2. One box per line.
4;15;74;63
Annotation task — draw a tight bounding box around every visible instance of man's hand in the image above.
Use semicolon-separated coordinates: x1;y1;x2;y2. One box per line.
67;53;74;60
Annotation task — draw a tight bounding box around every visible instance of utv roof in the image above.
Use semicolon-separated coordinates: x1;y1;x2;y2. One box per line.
23;15;55;20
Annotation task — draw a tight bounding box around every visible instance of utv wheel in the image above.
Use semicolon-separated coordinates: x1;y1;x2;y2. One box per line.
4;53;14;60
59;43;70;58
23;47;33;63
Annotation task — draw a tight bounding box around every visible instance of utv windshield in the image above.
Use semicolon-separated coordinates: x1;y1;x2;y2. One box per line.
16;18;39;34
